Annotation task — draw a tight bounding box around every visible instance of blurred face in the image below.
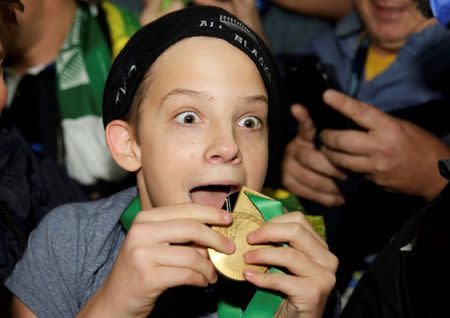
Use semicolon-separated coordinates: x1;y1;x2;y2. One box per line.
135;37;269;209
0;43;7;113
355;0;428;51
0;0;41;53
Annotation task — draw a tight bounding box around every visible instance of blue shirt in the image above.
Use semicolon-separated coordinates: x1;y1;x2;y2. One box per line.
304;11;450;112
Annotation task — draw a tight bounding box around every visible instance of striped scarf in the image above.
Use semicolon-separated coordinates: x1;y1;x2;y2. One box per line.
56;1;140;185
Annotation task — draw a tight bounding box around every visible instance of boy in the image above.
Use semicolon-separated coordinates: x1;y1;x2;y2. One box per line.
6;6;338;318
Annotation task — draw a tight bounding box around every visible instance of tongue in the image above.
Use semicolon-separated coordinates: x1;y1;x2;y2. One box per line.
190;190;228;209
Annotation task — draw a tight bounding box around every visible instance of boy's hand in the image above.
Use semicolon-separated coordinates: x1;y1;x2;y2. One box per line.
243;212;338;318
77;204;234;318
319;90;450;201
281;104;346;207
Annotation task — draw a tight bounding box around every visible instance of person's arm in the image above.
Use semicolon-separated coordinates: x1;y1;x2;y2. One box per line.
319;90;450;201
76;204;234;318
10;297;37;318
272;0;353;20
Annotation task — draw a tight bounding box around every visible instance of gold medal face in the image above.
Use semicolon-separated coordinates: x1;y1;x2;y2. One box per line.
208;187;271;281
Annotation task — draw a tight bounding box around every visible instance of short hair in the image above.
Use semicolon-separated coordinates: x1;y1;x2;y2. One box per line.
414;0;433;18
0;0;24;25
123;67;155;142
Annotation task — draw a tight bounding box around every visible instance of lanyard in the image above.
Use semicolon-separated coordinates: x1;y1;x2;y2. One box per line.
120;193;285;318
347;33;370;97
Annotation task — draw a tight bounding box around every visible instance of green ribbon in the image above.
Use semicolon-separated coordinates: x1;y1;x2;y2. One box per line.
120;196;141;231
217;192;284;318
120;192;285;318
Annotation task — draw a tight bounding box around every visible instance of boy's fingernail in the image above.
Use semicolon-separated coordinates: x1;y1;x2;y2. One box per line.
244;270;255;281
227;240;235;252
222;212;232;222
247;232;256;243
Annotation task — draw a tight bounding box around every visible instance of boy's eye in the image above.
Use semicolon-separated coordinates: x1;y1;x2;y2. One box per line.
238;116;261;129
174;111;200;125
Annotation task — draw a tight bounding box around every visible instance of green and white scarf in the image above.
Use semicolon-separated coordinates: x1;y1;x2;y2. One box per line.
56;1;139;185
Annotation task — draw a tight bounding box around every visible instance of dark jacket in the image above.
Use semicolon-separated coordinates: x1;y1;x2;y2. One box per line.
0;124;87;282
341;160;450;317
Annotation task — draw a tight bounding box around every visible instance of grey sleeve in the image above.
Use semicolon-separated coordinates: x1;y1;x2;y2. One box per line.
5;205;86;318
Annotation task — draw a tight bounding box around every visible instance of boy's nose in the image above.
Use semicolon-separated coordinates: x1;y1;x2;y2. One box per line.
204;127;242;165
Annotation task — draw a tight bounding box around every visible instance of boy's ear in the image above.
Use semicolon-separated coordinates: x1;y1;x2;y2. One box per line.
105;120;141;172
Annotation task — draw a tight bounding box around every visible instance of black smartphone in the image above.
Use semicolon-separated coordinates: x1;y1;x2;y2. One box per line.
279;54;359;136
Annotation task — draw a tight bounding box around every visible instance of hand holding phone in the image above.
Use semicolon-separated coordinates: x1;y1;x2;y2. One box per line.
280;54;359;136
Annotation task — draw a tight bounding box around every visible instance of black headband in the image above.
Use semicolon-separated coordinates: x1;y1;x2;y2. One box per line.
102;5;280;128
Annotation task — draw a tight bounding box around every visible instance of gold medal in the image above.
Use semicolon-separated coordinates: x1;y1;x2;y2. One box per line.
208;187;271;281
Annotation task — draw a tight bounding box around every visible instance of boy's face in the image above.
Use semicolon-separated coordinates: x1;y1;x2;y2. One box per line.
0;42;6;113
135;37;269;209
355;0;428;50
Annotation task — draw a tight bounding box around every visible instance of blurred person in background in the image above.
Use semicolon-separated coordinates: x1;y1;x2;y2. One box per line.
0;0;140;201
0;0;139;312
339;2;450;315
0;0;69;314
139;0;353;53
280;0;450;293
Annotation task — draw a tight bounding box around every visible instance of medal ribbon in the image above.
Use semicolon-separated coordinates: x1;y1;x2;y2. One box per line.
120;192;285;318
217;191;284;318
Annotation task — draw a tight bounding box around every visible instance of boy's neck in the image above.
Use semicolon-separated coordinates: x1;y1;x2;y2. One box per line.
137;173;152;210
6;0;77;76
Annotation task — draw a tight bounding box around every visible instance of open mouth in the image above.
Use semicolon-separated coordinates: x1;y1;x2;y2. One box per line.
189;184;240;209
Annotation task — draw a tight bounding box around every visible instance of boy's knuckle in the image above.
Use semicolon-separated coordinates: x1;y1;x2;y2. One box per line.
284;248;297;264
290;211;307;225
287;222;303;238
328;254;339;272
184;270;205;286
305;285;323;306
128;246;150;271
189;250;203;265
325;272;337;289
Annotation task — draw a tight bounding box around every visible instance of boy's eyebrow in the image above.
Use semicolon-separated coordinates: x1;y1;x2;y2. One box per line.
161;88;268;105
238;95;268;105
161;88;213;104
